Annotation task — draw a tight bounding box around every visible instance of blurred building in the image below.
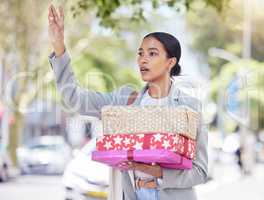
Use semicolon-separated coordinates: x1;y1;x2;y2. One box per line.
23;100;67;144
66;115;101;147
22;99;99;148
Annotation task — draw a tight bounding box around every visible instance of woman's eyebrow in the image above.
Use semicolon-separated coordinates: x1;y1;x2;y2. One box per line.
148;47;159;51
138;47;159;51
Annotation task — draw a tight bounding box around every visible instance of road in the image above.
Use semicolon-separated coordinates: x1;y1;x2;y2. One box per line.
196;163;264;200
0;175;65;200
0;164;263;200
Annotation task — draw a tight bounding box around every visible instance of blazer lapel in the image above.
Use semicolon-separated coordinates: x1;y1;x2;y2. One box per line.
168;77;182;106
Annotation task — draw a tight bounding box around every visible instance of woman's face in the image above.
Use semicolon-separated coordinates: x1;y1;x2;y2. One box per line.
137;36;175;82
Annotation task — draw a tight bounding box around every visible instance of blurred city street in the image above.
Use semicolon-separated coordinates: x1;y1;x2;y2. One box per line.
0;175;64;200
197;163;264;200
1;0;264;200
0;162;263;200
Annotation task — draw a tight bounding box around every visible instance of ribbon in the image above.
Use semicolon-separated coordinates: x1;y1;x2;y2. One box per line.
142;133;154;149
127;150;134;161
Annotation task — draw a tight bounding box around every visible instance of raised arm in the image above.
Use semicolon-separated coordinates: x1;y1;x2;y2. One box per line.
48;4;65;57
48;5;133;119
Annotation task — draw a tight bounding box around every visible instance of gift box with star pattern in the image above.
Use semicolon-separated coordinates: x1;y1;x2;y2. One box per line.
102;105;199;140
96;132;196;160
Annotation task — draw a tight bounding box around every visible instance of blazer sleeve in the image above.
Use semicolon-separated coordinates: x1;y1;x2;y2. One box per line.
48;50;133;119
159;100;208;189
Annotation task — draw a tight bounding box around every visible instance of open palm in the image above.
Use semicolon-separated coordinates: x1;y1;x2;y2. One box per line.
48;5;65;56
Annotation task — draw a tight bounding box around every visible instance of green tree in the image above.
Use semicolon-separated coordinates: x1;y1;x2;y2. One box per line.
211;60;264;131
48;3;144;93
184;0;264;132
186;0;264;77
70;0;230;29
0;0;230;165
0;0;141;164
0;0;50;165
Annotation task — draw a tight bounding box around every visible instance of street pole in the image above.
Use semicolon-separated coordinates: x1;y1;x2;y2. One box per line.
0;60;2;94
1;108;10;149
243;0;252;59
242;0;252;126
217;87;225;140
240;0;253;174
0;59;10;149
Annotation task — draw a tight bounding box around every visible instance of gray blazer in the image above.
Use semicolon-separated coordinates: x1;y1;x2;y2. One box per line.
49;51;208;200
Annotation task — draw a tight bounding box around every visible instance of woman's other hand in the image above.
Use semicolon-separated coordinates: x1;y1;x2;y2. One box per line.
118;162;162;178
48;4;65;57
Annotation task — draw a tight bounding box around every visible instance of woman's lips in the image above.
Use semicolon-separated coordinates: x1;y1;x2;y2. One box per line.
140;70;149;75
140;67;150;74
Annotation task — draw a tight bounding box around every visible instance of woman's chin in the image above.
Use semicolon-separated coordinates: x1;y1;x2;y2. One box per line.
141;77;150;82
140;75;153;82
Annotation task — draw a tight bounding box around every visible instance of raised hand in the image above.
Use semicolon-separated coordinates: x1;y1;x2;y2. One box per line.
48;4;65;57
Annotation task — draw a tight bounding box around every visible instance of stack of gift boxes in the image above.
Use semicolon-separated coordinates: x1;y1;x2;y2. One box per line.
92;105;199;170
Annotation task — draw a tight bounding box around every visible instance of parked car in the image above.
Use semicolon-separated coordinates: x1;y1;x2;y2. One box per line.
0;143;11;182
62;137;109;200
17;135;72;175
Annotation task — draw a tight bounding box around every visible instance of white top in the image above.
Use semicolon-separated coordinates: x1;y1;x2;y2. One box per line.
134;89;169;179
140;89;169;106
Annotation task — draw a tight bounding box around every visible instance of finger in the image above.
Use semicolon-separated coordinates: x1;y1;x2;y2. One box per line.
48;5;54;19
48;7;55;24
125;162;136;169
51;5;59;23
59;6;64;21
119;162;128;167
49;5;56;24
50;4;55;17
117;163;128;170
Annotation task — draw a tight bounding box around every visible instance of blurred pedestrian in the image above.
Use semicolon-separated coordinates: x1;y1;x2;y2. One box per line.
235;146;244;173
240;128;256;175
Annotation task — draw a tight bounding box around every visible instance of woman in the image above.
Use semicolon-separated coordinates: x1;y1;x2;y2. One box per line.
48;5;208;200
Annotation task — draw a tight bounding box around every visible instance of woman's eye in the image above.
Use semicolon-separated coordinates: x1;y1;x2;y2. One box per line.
149;52;157;56
138;52;143;56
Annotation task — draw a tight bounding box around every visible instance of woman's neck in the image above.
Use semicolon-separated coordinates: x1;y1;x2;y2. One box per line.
147;76;172;99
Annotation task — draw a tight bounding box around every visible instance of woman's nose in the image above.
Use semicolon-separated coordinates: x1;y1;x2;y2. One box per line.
139;55;148;64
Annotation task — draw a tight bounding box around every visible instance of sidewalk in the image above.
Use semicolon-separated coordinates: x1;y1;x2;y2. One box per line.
196;163;264;200
8;166;20;179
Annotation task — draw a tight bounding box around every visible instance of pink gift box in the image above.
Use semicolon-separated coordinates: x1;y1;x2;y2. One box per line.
92;149;192;170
